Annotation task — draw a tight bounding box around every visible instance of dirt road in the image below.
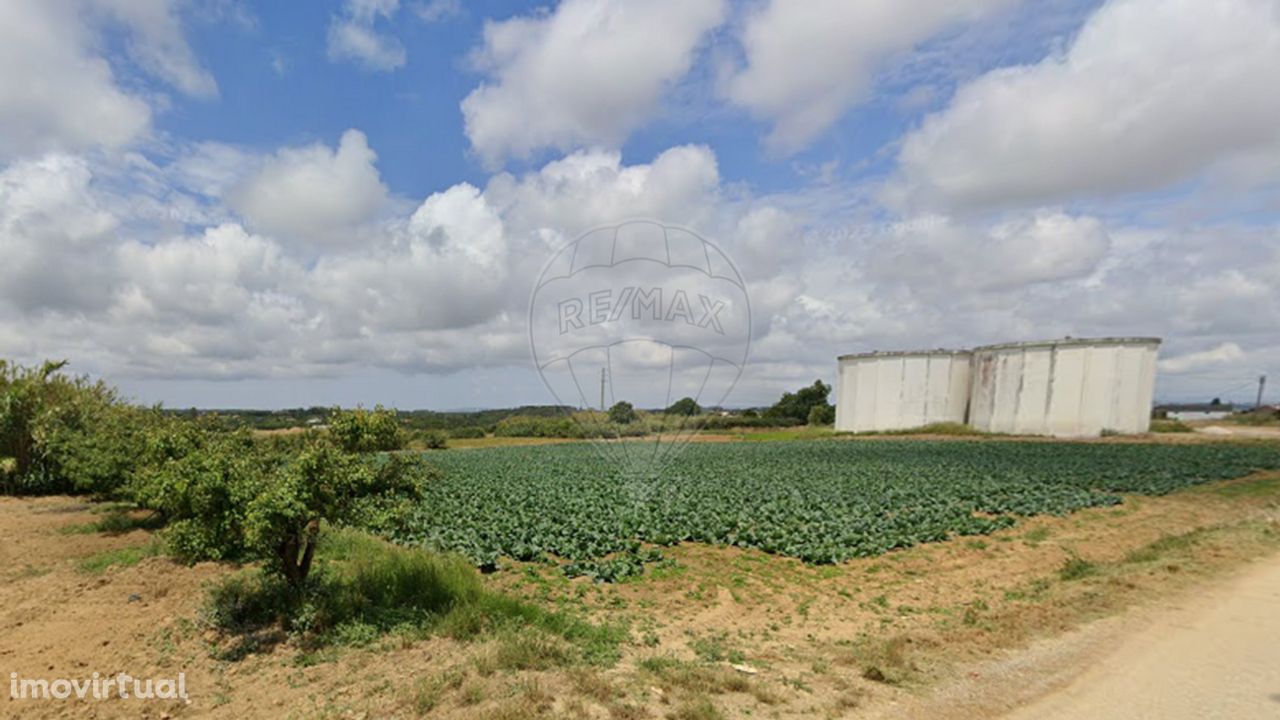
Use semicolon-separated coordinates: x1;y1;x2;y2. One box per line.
1002;553;1280;720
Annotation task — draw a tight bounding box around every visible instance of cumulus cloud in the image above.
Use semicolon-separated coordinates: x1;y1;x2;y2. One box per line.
0;0;216;161
724;0;1013;154
0;139;807;385
309;183;510;335
0;1;151;160
2;140;1275;406
461;0;726;166
327;0;407;71
90;0;219;98
227;130;389;250
875;211;1112;293
892;0;1280;210
0;155;121;314
1159;342;1246;374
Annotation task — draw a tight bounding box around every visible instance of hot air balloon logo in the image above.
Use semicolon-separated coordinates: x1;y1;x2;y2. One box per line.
529;220;752;479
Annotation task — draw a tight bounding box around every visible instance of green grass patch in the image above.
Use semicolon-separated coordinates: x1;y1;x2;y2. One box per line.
1211;475;1280;498
727;426;835;442
1124;530;1205;563
60;509;164;536
1057;555;1098;581
204;528;624;664
1023;526;1052;544
868;422;986;437
77;541;163;573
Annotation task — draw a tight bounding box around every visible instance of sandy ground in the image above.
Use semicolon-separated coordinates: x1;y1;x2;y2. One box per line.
1195;424;1280;439
862;550;1280;720
1001;553;1280;720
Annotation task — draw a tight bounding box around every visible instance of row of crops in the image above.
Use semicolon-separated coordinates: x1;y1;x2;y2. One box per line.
378;440;1280;574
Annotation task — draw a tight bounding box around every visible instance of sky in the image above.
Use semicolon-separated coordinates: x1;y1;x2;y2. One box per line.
0;0;1277;410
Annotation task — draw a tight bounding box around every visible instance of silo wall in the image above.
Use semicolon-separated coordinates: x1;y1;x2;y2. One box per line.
835;351;972;433
967;338;1160;437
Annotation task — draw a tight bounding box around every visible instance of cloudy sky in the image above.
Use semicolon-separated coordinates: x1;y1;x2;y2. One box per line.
0;0;1276;409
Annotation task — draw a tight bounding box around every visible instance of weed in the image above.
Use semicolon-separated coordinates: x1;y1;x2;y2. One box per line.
668;698;723;720
76;541;163;573
1058;555;1098;581
1023;527;1051;544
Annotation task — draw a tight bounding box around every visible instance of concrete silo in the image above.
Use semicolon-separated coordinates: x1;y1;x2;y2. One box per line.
967;337;1161;437
835;350;973;433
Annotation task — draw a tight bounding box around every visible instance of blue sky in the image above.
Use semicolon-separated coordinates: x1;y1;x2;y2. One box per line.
0;0;1276;409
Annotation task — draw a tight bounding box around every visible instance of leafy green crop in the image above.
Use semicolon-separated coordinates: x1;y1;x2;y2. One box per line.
380;440;1279;572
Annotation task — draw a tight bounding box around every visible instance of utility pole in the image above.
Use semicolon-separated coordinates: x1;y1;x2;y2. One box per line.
600;368;607;412
1258;374;1267;410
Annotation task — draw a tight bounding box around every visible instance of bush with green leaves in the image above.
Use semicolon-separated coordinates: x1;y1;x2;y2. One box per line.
445;426;486;440
766;380;833;424
137;424;431;587
807;403;835;426
607;401;637;424
493;415;584;438
327;405;405;453
665;397;700;416
417;429;449;449
0;359;157;497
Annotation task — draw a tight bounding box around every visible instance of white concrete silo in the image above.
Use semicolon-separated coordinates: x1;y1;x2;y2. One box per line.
835;350;973;433
967;337;1161;437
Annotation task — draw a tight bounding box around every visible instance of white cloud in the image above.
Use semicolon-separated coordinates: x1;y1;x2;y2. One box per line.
327;0;407;72
0;0;151;160
724;0;1013;154
893;0;1280;210
486;145;724;238
2;136;1276;406
0;155;121;313
413;0;460;23
1159;342;1245;374
309;183;510;334
461;0;727;166
227;130;389;250
90;0;219;98
0;141;794;382
875;211;1112;293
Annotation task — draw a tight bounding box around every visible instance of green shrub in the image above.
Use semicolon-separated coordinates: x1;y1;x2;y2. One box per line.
136;425;430;587
417;430;449;449
665;397;700;416
327;406;405;453
0;359;158;497
446;426;486;440
204;529;623;661
766;380;833;424
807;403;835;426
607;401;637;425
493;415;583;438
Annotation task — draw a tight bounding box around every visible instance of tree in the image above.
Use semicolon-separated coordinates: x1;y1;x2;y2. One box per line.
328;406;405;453
766;380;834;424
138;427;429;588
608;401;637;424
807;403;835;426
1;359;155;497
665;397;701;416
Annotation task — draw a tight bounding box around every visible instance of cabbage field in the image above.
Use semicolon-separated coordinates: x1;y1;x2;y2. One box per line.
382;440;1280;578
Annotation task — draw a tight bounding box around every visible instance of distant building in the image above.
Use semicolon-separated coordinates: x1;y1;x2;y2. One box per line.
1156;402;1234;421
